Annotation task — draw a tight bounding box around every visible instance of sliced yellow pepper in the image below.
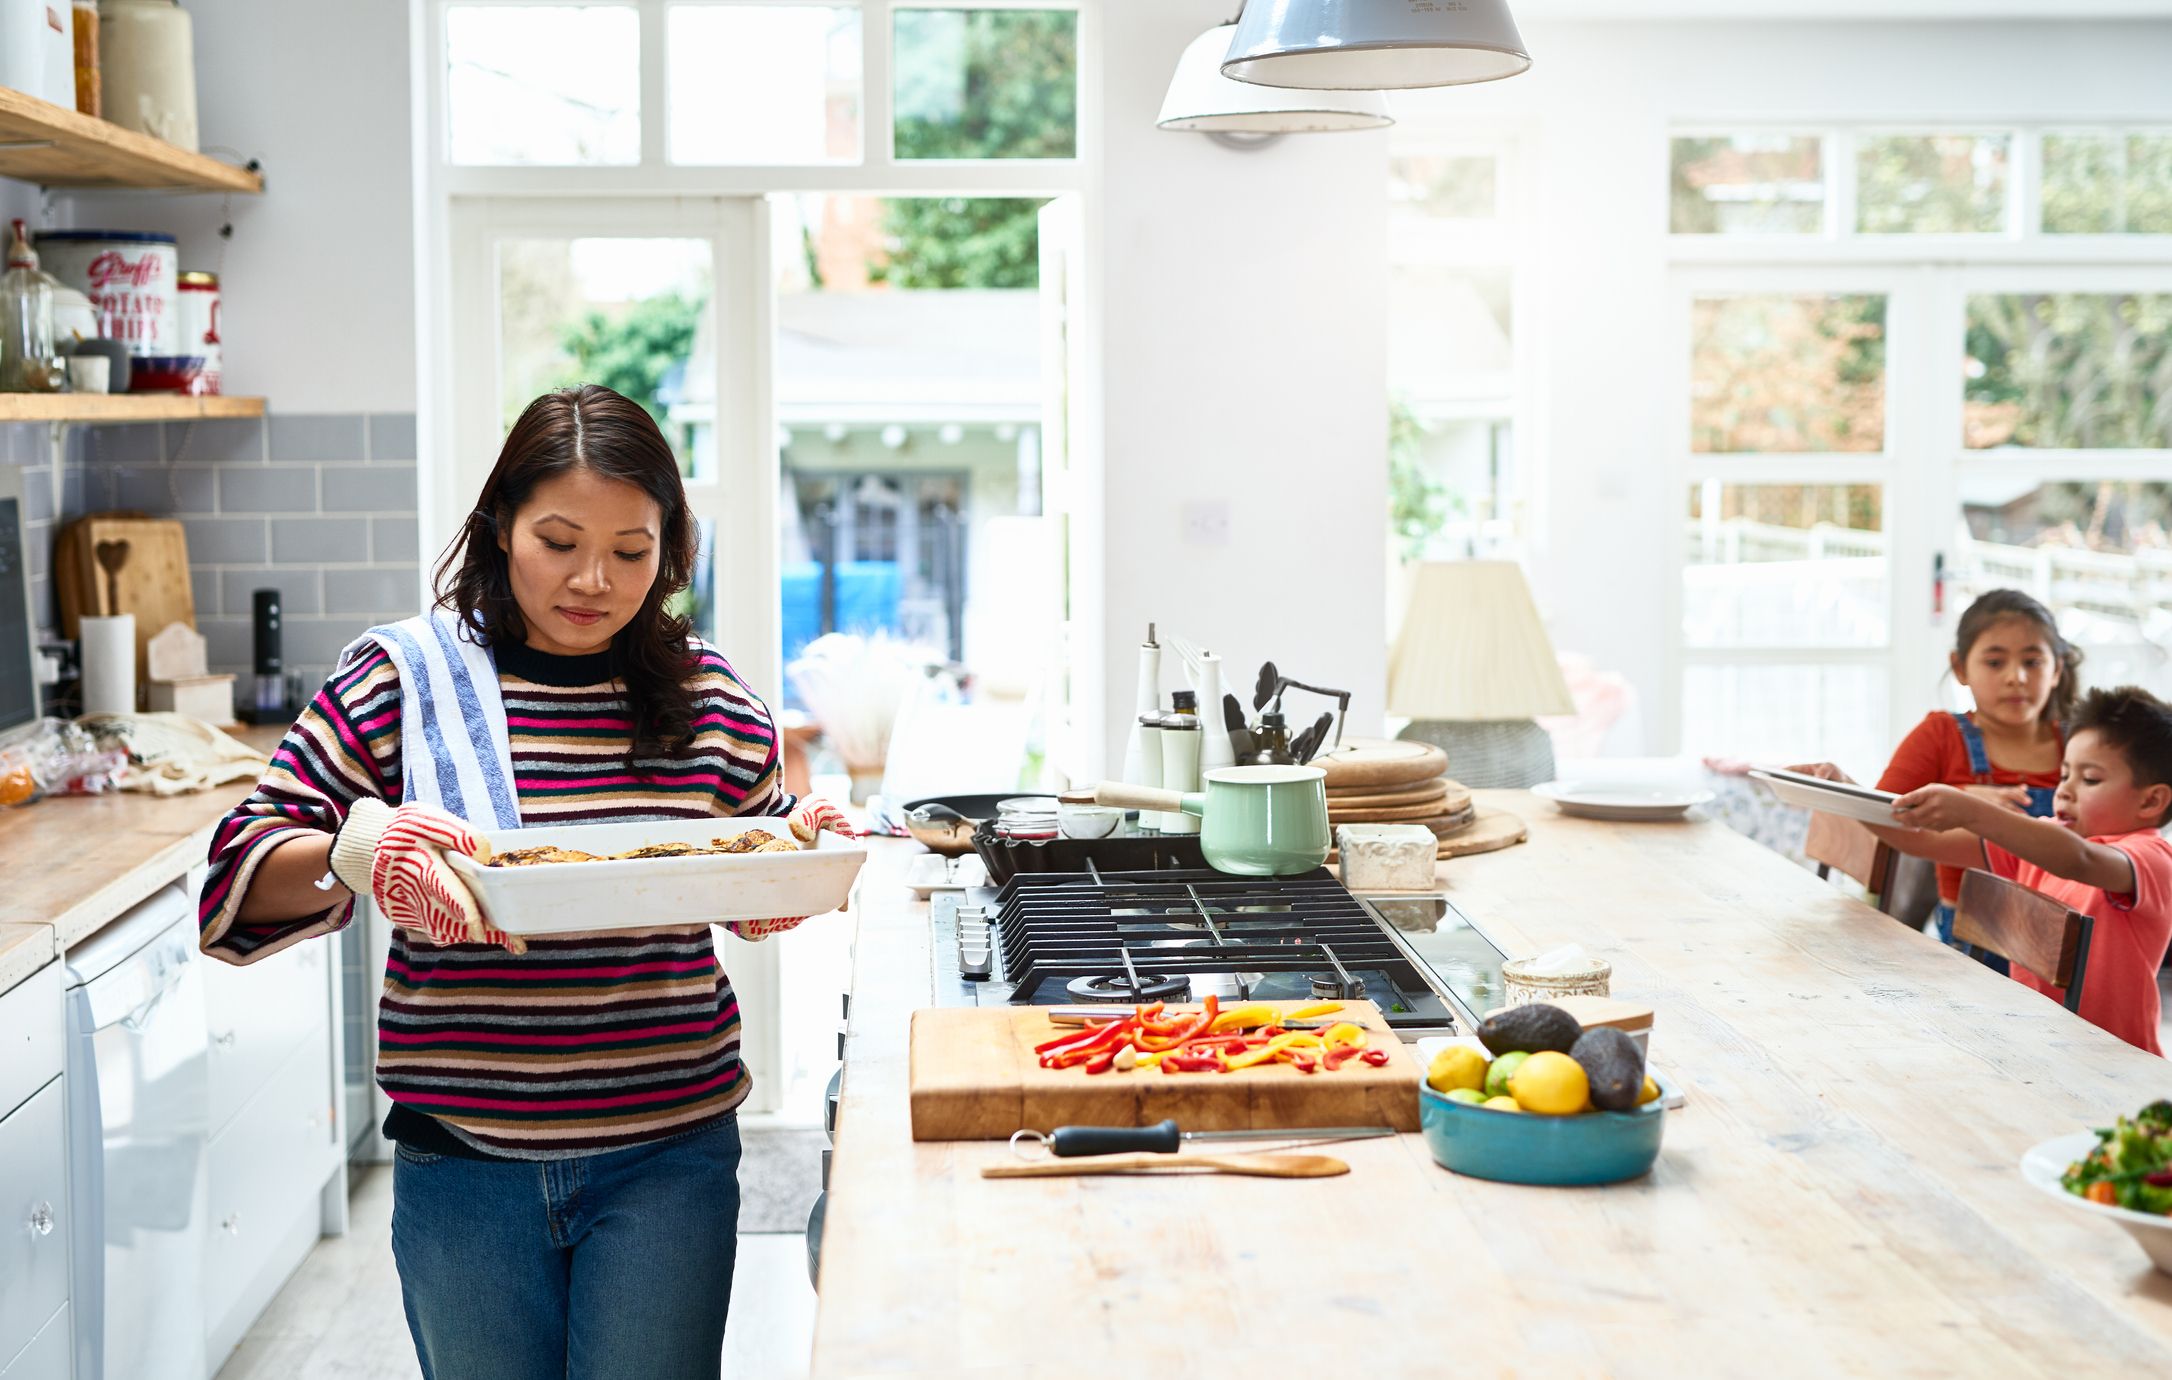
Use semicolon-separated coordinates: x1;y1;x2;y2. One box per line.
1284;1001;1344;1021
1207;1004;1278;1033
1135;1050;1168;1069
1223;1033;1305;1071
1319;1022;1369;1049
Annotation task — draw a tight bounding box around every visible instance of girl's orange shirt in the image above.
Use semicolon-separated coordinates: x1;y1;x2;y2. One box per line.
1876;710;2063;904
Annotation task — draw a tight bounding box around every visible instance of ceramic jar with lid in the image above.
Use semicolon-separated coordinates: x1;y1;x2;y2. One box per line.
99;0;198;151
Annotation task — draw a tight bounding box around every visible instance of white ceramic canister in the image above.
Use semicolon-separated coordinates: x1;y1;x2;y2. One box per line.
0;1;78;109
176;269;219;393
97;0;198;151
1157;715;1203;836
33;230;179;357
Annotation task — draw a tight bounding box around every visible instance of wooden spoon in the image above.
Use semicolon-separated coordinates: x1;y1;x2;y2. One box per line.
94;538;130;616
982;1152;1347;1180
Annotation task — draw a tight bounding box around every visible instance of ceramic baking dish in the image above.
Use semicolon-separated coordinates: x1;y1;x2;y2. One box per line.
445;817;866;935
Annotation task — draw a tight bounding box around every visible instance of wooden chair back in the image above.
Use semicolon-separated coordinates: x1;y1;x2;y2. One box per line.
1954;868;2094;1012
1805;812;1897;908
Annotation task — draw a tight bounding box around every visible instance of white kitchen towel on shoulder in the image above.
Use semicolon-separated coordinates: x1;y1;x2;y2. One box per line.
337;608;522;829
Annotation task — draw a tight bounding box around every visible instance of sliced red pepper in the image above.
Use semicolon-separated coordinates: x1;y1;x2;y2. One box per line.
1082;1047;1120;1075
1323;1044;1361;1071
1289;1053;1317;1073
1133;995;1220;1052
1359;1048;1391;1067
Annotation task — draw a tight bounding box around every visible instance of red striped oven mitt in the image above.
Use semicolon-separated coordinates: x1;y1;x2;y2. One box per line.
330;798;526;955
726;798;858;942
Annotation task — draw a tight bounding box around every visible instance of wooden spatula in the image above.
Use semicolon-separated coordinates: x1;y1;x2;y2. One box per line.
982;1152;1348;1180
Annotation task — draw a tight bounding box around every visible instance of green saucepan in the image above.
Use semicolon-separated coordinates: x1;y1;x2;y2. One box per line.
1095;765;1331;875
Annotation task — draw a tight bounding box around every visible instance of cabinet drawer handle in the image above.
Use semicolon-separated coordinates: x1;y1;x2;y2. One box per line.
213;1030;237;1049
28;1201;54;1237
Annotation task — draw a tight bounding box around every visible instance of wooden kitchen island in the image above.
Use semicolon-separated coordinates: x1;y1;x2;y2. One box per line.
811;791;2172;1377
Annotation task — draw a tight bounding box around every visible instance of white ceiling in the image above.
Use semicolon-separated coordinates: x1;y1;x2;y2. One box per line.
1517;1;2172;18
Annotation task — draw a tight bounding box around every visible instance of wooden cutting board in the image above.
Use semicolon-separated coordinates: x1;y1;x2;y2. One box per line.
908;999;1422;1141
1437;807;1527;858
56;514;195;683
1330;784;1472;824
1309;738;1448;791
1327;776;1455;805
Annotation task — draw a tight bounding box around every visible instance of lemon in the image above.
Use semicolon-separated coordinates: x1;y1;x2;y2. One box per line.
1506;1050;1590;1116
1445;1088;1488;1106
1483;1050;1530;1099
1427;1046;1487;1095
1480;1095;1522;1113
1637;1075;1660;1107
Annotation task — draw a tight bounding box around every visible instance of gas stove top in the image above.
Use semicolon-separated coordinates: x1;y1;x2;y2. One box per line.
928;866;1508;1039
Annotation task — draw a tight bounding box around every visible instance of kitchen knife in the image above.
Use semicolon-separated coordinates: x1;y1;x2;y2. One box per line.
984;1153;1349;1180
1047;1119;1395;1158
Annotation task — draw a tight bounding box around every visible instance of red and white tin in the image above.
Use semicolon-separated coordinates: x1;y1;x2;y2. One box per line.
177;270;220;394
32;230;179;356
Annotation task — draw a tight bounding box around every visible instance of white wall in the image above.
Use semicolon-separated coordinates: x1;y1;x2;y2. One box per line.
1093;2;1390;767
1389;18;2172;751
63;0;415;413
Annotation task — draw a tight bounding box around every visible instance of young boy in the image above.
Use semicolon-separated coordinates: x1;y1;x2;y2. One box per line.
1869;687;2172;1055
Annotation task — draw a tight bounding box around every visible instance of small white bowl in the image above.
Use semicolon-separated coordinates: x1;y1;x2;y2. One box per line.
1057;803;1122;839
2020;1131;2172;1275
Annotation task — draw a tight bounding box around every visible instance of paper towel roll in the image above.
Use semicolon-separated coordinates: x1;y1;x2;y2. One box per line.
80;614;136;715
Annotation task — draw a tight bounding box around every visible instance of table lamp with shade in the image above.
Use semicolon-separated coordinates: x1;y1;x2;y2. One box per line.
1387;561;1572;789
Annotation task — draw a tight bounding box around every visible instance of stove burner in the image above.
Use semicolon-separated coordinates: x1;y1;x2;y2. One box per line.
1066;972;1190;1003
1311;972;1365;1000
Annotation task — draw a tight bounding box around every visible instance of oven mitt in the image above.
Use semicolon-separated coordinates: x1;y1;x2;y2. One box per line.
330;798;526;955
728;798;859;942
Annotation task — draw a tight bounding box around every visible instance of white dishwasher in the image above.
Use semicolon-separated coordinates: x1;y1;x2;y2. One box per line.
63;885;209;1380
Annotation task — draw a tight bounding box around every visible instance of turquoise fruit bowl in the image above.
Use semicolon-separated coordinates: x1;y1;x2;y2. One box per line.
1418;1071;1672;1186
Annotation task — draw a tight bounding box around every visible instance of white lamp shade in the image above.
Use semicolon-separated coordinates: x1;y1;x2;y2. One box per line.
1387;561;1574;720
1223;0;1532;92
1159;24;1392;133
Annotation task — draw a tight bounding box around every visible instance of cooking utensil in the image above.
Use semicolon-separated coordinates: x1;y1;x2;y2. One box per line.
1252;660;1278;712
901;792;1013;857
982;1152;1349;1180
1221;693;1256;758
1094;764;1330;876
1025;1119;1396;1158
94;538;128;615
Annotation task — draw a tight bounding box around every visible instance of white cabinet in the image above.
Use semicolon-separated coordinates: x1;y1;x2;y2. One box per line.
204;938;327;1135
0;1077;70;1377
0;961;62;1127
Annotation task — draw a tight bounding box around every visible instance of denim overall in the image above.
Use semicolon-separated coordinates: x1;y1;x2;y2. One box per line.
1934;711;2058;973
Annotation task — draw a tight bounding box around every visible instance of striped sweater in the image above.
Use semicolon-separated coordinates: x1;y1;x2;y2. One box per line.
198;636;793;1157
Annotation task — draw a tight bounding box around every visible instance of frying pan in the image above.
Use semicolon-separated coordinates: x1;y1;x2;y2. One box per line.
901;793;1014;857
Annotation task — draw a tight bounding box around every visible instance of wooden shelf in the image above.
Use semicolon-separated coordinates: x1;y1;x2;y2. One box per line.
0;394;264;423
0;87;261;194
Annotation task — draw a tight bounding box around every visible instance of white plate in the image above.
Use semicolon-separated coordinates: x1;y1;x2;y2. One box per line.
1748;767;1903;827
904;852;987;899
1531;781;1714;821
446;817;866;935
2020;1131;2172;1275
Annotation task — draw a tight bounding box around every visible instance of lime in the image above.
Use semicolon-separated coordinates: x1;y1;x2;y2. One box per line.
1480;1095;1523;1113
1483;1050;1530;1099
1444;1087;1488;1106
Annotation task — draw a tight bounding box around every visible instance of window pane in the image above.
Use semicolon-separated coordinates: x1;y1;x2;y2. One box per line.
668;5;862;164
1955;477;2172;701
1389;265;1511;404
1390;153;1498;222
893;8;1077;160
1964;293;2172;450
447;6;639;165
1669;135;1824;235
1690;295;1886;454
1856;133;2010;234
1388;409;1515;563
495;237;712;476
1682;662;1889;783
1685;483;1887;648
2042;132;2172;235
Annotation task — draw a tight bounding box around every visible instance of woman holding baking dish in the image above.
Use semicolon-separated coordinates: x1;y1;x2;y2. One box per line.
196;384;851;1380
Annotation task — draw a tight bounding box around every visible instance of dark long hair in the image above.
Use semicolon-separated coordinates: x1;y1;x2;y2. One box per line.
434;385;700;756
1952;588;2083;728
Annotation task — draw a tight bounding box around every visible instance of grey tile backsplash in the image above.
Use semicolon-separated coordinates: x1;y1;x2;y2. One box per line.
2;412;420;698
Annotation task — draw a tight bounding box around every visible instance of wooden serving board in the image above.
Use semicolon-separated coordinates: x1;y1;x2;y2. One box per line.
1330;794;1466;824
1436;806;1527;858
1326;776;1453;805
908;999;1421;1141
1308;738;1448;791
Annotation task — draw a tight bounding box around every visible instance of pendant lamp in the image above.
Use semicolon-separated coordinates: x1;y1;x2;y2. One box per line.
1222;0;1532;91
1159;22;1392;135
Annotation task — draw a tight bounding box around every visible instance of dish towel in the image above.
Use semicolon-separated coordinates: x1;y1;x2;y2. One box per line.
337;609;523;831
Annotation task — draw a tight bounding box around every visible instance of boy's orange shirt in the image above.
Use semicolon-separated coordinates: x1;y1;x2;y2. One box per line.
1983;829;2172;1056
1879;711;2063;903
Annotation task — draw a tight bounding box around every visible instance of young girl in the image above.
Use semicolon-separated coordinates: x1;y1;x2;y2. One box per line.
1878;589;2081;949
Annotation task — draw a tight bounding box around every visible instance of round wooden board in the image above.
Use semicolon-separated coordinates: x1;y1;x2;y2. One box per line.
1326;775;1451;804
1308;737;1449;791
1436;807;1527;858
1325;779;1471;815
1330;795;1462;824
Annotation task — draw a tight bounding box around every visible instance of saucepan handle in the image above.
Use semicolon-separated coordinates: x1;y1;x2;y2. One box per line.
1094;781;1185;814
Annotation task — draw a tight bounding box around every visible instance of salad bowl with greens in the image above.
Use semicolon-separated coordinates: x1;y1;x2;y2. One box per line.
2021;1100;2172;1275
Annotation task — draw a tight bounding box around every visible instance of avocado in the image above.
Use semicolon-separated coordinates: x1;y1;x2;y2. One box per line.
1476;1002;1582;1057
1571;1027;1646;1112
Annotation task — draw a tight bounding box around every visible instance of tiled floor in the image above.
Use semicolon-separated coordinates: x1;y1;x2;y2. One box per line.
216;1162;818;1379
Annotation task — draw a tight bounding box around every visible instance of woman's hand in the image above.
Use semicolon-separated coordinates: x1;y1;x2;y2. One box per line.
1960;783;2033;812
727;913;811;942
788;797;858;848
1786;761;1855;784
1890;784;1985;834
329;799;525;954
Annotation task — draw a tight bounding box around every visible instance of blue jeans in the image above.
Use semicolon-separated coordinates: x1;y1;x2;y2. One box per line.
390;1117;742;1380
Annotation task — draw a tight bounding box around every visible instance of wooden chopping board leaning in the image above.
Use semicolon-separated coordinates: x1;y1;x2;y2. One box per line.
57;514;195;686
